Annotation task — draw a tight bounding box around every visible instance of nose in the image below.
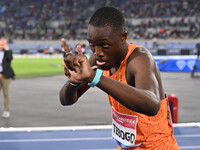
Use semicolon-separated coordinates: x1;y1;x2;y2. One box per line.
94;46;104;57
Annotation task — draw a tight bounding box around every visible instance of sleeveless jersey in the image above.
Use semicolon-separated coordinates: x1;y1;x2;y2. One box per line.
103;43;179;149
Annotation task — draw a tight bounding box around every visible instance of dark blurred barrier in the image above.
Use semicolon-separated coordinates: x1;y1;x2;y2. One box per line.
180;49;190;55
37;49;44;53
20;49;28;54
157;49;168;55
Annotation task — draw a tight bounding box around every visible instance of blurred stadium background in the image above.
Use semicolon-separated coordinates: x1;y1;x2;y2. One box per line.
0;0;200;56
0;1;200;149
0;0;199;120
0;0;200;75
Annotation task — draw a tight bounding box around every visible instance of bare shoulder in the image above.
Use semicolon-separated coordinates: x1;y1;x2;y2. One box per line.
126;46;165;100
127;46;155;73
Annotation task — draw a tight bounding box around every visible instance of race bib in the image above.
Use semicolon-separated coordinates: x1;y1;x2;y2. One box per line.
112;107;141;148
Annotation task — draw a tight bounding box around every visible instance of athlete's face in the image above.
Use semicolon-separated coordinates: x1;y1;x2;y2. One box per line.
87;25;127;70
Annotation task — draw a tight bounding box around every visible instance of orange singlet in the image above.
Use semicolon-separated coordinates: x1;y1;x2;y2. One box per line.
103;43;179;150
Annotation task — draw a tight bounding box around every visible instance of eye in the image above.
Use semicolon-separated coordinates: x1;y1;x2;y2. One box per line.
102;43;109;48
89;42;95;47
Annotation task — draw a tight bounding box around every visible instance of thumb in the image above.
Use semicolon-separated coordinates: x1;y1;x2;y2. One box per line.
76;45;83;55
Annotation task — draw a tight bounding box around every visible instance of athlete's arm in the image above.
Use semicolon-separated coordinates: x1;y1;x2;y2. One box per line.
96;48;162;116
59;53;96;105
59;81;90;105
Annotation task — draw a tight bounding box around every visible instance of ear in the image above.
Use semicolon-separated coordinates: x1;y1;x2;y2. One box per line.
121;31;127;43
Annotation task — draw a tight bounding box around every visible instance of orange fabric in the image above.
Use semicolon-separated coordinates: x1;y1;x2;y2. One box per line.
103;43;179;149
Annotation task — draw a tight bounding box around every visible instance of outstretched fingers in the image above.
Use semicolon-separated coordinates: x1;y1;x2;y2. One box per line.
61;38;70;53
72;44;84;66
76;45;83;55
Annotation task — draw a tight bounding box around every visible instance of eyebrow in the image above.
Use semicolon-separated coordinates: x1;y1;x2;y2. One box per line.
87;38;109;42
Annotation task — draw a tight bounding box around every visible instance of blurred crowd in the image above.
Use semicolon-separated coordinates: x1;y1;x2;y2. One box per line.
0;0;200;42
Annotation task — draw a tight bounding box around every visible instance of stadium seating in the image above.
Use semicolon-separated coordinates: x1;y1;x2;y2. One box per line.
1;0;200;55
0;0;200;41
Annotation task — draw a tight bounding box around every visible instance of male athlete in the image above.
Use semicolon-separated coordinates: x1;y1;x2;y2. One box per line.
59;7;179;149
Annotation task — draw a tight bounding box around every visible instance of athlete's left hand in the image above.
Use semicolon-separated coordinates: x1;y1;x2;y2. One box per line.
61;38;96;84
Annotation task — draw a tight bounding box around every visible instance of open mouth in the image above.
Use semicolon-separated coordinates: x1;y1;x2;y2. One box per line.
96;60;106;66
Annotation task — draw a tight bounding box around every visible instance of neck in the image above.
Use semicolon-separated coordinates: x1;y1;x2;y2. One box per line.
116;42;128;67
110;42;129;75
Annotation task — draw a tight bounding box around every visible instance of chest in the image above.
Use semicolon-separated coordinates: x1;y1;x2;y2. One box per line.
109;65;135;87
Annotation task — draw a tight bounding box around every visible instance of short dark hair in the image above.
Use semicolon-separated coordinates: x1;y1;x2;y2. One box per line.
89;6;126;32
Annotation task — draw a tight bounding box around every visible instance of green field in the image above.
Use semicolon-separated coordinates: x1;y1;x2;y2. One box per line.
12;57;64;79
